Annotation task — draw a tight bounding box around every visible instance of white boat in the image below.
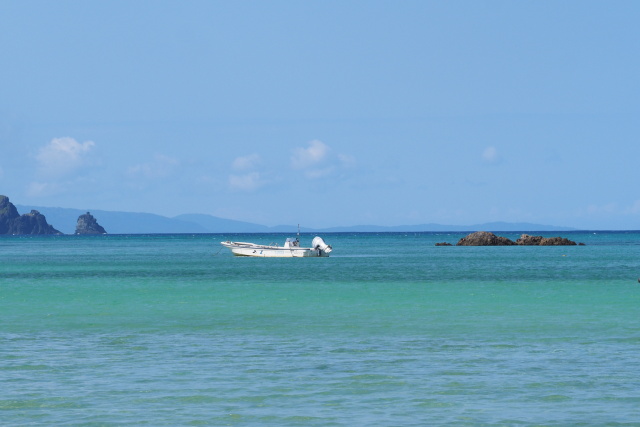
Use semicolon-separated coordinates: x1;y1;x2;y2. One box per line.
221;235;332;257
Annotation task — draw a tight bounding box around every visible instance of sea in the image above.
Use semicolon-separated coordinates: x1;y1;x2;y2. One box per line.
1;231;640;426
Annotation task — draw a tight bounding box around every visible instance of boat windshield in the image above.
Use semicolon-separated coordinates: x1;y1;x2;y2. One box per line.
285;237;300;247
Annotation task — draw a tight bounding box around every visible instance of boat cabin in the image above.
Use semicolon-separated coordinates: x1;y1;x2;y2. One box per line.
283;237;300;248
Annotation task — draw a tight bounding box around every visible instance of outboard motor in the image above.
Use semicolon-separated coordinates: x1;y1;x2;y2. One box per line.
311;236;332;256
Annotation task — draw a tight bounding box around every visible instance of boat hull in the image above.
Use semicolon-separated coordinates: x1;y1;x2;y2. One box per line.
220;241;330;257
230;247;327;257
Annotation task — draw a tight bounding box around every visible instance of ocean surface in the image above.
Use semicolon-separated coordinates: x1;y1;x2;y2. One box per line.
2;231;640;426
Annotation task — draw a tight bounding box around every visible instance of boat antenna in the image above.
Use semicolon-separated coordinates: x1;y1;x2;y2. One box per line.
297;224;300;241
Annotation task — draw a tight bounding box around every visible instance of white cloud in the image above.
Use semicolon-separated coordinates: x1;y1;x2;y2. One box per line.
229;172;265;191
127;154;180;179
290;140;355;179
482;146;499;163
232;153;261;171
228;154;267;191
36;137;95;178
291;140;330;170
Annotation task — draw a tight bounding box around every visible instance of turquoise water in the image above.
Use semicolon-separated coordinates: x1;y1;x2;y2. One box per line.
2;232;640;425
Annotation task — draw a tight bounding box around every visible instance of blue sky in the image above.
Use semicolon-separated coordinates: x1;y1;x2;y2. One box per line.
2;1;639;229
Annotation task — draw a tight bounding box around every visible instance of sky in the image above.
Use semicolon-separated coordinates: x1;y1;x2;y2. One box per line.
1;1;639;229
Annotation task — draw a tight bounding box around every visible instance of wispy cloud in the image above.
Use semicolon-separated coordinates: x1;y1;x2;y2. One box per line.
27;181;62;197
304;167;335;179
228;153;268;191
36;137;96;178
291;140;355;179
127;154;180;180
338;153;356;168
586;203;617;215
232;153;261;171
624;200;640;214
575;200;640;221
482;146;500;163
27;137;97;196
226;141;355;190
229;172;265;191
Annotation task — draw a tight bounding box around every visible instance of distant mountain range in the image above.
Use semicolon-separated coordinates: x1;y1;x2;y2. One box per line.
15;204;576;234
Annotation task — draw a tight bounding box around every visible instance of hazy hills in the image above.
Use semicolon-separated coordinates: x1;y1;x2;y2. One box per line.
15;205;575;234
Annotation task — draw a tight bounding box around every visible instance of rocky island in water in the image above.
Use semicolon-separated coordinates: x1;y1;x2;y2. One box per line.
0;195;61;235
436;231;583;246
75;212;107;235
1;195;107;235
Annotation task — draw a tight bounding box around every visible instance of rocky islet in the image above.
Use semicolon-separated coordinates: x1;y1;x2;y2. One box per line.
1;195;106;235
75;212;107;235
444;231;582;246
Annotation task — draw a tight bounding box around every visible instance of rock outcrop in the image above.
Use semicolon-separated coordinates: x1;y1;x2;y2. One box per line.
0;195;21;234
75;212;107;234
0;195;62;235
455;231;580;246
10;210;62;235
0;196;61;235
516;234;577;246
456;231;516;246
514;234;544;245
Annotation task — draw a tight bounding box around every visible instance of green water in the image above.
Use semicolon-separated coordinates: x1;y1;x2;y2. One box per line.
1;232;640;425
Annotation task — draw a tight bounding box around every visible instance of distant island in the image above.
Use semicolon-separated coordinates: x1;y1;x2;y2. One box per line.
7;199;576;234
1;193;581;235
75;212;107;235
1;195;61;235
1;195;106;235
